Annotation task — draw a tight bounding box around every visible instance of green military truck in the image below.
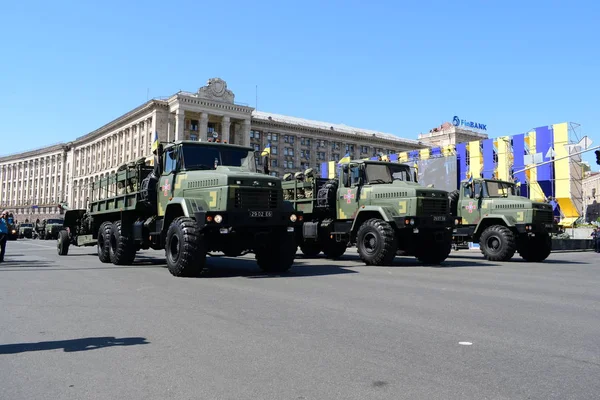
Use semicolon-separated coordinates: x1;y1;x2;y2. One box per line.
42;218;64;240
57;140;301;277
282;160;454;265
18;222;34;239
449;178;556;262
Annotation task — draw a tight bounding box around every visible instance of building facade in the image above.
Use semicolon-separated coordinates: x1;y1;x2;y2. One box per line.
0;78;425;220
418;121;489;148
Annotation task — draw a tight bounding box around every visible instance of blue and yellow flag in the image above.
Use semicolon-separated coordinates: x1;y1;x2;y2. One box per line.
151;131;159;153
338;152;351;164
261;143;271;156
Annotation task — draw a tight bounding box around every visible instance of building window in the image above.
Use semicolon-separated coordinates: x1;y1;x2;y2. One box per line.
332;153;340;161
271;159;278;168
317;152;326;160
284;147;294;156
269;171;279;177
271;146;278;155
190;134;198;141
301;137;311;147
360;146;369;154
190;120;199;131
267;132;278;142
253;144;260;151
345;144;354;153
250;130;261;139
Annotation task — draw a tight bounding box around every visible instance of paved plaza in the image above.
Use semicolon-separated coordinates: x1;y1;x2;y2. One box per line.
1;240;599;400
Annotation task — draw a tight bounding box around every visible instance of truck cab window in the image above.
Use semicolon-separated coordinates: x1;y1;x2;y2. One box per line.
164;149;177;174
350;165;361;187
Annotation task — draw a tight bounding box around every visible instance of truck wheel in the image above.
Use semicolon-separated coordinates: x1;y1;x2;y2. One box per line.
57;230;70;256
300;241;322;257
165;217;206;277
448;190;459;216
323;239;347;259
109;221;136;265
356;218;398;266
479;225;516;261
518;233;552;262
256;232;296;274
97;222;112;263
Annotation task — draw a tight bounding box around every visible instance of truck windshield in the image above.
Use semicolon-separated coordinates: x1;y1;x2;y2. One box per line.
47;219;64;224
20;224;33;227
485;181;516;197
365;163;413;184
181;145;256;172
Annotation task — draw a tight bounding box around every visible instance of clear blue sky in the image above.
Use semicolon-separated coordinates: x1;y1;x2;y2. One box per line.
1;0;598;168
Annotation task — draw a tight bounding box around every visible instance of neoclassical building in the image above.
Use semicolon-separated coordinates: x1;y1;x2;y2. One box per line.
0;78;425;220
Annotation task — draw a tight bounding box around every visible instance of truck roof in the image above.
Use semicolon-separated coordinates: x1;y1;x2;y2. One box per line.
461;178;515;185
341;160;412;167
162;140;253;152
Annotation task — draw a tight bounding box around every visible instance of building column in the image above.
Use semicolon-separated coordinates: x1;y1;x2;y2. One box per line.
175;109;185;140
221;116;231;143
242;119;251;147
199;112;208;142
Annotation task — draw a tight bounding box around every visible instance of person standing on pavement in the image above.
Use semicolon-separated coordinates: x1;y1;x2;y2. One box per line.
592;227;600;253
0;211;8;263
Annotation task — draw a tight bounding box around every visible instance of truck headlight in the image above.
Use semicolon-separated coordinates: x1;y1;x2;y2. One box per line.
290;214;297;222
214;214;223;224
12;229;16;234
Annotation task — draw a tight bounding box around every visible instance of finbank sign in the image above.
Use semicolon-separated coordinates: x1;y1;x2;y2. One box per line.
453;116;487;131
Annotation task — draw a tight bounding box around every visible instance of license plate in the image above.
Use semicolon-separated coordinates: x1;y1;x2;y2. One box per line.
249;211;273;218
433;215;446;221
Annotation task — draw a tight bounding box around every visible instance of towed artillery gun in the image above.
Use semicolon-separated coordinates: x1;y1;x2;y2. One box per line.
282;160;455;265
58;141;301;277
449;178;557;261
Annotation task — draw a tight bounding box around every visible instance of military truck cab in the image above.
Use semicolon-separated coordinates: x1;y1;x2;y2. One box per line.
450;178;556;262
284;160;454;265
58;141;300;277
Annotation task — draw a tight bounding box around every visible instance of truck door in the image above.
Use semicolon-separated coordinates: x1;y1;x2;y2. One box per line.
460;181;482;224
337;163;361;220
158;147;178;216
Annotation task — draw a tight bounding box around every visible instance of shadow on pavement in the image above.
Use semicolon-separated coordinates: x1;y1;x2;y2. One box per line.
195;257;357;278
337;252;497;268
0;336;149;354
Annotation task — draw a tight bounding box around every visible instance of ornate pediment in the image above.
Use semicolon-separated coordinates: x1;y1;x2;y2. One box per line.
197;78;235;104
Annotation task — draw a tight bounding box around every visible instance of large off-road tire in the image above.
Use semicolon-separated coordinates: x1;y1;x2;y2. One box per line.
479;225;516;261
256;232;296;274
57;230;70;256
448;190;460;216
323;238;347;259
165;217;206;277
300;241;322;257
415;232;452;265
109;221;136;265
356;218;398;266
97;222;112;263
518;233;552;262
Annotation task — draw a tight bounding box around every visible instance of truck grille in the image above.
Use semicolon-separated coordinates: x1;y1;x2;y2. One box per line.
534;210;554;224
420;198;448;215
234;188;279;209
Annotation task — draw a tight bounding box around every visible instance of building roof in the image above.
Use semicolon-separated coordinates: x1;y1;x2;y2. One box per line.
251;110;422;146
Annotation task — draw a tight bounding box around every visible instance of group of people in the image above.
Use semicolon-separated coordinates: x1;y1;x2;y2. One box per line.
0;210;8;262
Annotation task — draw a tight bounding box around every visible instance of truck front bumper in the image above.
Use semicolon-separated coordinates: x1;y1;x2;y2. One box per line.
195;210;303;232
515;222;558;234
394;215;454;230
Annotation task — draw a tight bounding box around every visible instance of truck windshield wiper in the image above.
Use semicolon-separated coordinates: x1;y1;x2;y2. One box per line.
368;179;388;184
186;164;213;170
